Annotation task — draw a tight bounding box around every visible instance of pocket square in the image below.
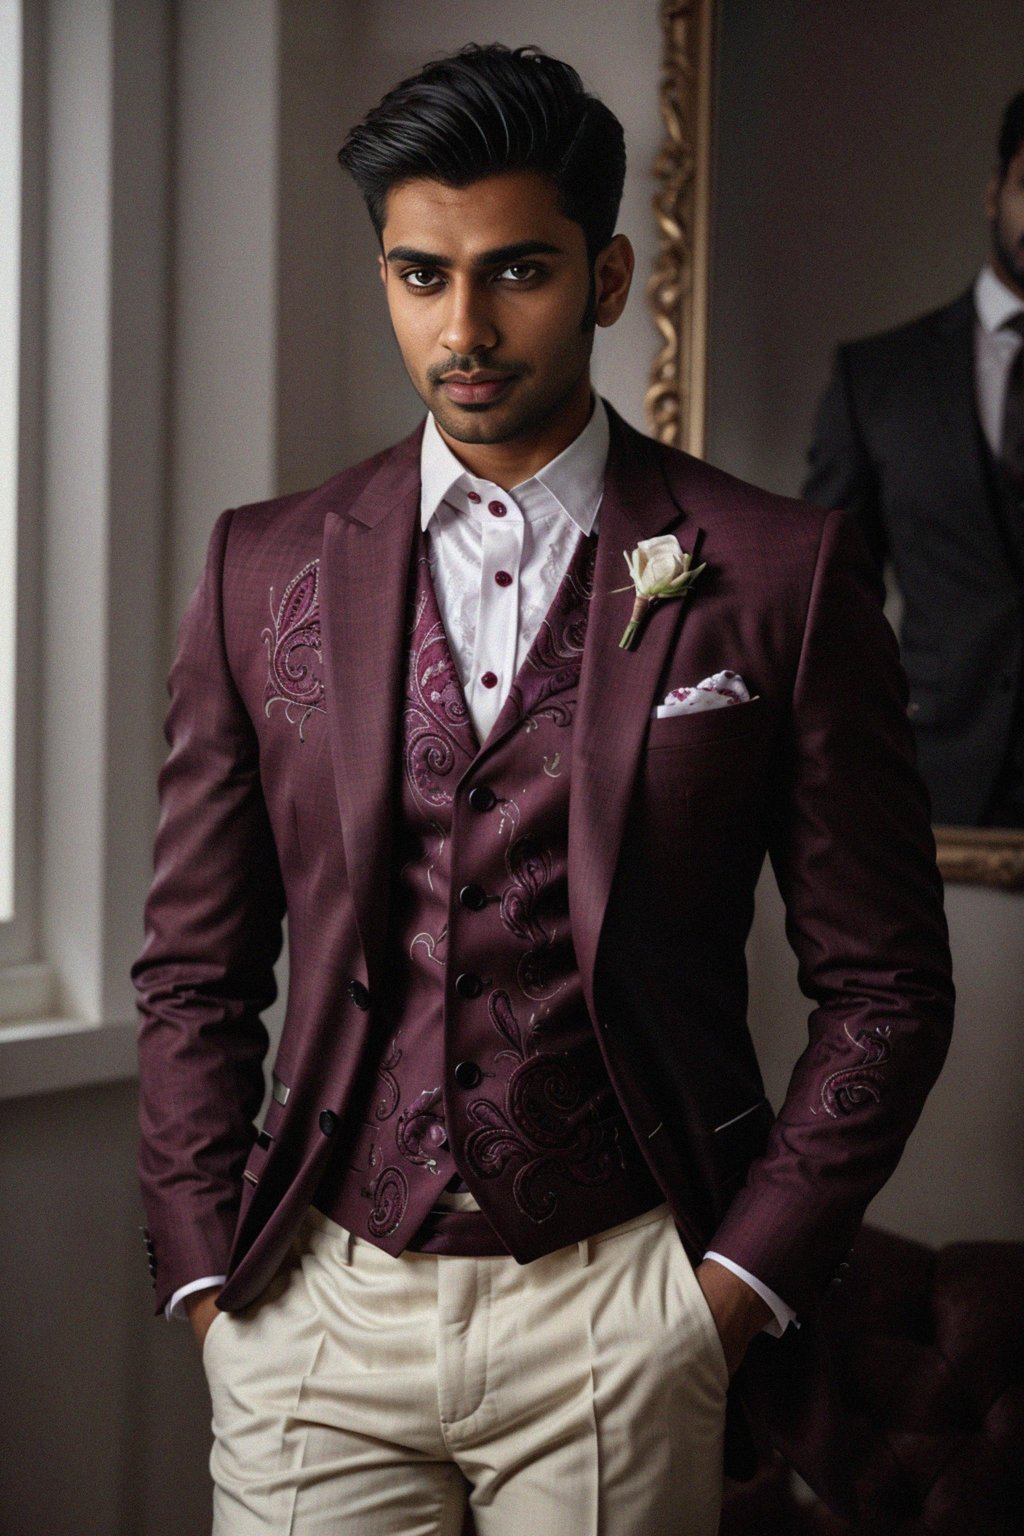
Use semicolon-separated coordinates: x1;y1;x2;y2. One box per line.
654;670;751;718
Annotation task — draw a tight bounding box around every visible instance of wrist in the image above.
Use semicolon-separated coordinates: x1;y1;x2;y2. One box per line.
696;1259;773;1375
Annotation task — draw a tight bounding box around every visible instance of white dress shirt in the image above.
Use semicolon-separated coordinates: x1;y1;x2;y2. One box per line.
974;264;1024;454
169;398;794;1338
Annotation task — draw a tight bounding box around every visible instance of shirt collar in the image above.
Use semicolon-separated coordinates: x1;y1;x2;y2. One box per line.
975;265;1024;333
419;396;610;534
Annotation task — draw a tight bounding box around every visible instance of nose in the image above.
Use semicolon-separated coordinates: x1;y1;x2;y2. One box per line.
439;278;498;357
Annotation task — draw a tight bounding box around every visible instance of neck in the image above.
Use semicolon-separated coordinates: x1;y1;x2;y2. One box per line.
436;379;593;489
991;254;1024;304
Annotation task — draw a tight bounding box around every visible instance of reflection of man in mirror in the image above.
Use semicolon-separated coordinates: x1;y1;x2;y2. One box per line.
805;92;1024;827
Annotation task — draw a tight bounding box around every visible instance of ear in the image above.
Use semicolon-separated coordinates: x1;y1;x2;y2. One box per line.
593;235;635;328
985;165;1006;223
378;253;387;287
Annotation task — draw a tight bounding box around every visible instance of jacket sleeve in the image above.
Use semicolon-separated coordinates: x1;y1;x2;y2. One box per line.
707;506;954;1318
803;346;889;572
134;508;286;1314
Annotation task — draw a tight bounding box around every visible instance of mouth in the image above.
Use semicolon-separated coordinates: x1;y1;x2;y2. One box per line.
437;371;517;407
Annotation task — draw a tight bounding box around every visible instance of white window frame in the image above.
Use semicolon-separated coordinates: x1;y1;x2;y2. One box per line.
0;0;173;1098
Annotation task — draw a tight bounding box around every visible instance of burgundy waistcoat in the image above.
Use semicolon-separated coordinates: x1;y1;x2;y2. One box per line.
315;529;661;1262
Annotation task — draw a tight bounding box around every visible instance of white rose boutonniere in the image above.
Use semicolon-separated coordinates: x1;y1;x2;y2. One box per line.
618;534;705;650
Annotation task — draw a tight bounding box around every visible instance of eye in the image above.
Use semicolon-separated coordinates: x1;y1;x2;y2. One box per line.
497;263;539;284
402;268;442;291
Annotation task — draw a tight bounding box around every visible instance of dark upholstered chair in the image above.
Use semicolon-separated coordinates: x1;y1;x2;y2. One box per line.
721;1225;1024;1535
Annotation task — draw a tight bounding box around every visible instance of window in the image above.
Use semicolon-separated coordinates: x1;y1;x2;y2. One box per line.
0;0;21;922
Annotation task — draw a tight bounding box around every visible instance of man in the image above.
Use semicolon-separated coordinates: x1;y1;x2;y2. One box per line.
135;44;954;1536
804;91;1024;827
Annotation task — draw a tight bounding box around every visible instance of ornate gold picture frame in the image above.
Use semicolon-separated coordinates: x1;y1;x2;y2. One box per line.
646;0;1024;888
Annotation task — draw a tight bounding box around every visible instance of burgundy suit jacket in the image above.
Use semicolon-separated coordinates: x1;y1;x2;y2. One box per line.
135;404;953;1505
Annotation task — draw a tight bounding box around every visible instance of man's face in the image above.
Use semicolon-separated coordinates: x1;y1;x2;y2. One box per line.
987;143;1024;298
378;170;631;469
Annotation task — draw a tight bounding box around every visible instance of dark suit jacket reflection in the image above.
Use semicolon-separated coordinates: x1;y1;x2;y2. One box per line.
804;289;1024;825
135;405;954;1513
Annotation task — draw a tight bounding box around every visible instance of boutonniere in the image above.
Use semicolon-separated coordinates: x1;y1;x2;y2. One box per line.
617;534;705;650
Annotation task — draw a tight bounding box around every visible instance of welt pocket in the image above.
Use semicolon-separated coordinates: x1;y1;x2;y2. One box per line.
646;697;764;751
706;1097;773;1173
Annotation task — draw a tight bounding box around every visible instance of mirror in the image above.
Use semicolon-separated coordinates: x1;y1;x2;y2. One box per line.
648;0;1024;886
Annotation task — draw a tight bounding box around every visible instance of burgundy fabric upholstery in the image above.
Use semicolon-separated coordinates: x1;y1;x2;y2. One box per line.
722;1225;1024;1535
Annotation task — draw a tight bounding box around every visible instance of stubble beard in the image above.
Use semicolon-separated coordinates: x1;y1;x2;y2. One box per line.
428;362;591;447
992;210;1024;297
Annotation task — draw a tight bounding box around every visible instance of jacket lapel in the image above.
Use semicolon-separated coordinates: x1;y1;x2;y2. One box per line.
319;426;422;986
570;408;702;1011
923;291;992;504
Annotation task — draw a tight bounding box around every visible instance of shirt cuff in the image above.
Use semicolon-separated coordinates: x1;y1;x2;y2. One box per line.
166;1275;227;1321
702;1252;797;1337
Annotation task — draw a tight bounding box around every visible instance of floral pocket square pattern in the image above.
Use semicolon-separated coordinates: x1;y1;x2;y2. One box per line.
653;669;751;719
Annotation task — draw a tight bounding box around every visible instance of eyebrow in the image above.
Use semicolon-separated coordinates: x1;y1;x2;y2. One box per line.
384;240;564;269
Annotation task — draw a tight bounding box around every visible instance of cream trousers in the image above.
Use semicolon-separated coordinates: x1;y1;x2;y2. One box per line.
202;1203;728;1535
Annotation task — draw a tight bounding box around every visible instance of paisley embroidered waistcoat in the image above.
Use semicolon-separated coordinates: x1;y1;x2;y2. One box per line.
314;528;662;1262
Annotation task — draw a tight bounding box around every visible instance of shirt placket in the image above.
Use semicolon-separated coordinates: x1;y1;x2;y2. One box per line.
469;495;524;741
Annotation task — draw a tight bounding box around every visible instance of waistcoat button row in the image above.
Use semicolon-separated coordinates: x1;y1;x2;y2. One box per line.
454;1061;482;1088
455;972;483;998
467;785;497;812
319;1110;339;1136
347;979;370;1010
459;883;488;911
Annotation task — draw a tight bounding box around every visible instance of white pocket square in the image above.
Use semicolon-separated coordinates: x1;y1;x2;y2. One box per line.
653;670;752;718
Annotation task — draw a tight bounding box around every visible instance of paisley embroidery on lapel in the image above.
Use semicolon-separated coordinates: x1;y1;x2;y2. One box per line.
262;559;325;739
816;1022;892;1117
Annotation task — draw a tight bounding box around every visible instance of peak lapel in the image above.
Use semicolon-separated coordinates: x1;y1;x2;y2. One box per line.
570;412;704;1008
319;430;421;985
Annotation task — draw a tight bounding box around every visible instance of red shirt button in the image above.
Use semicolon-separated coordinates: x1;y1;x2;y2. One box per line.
481;671;498;688
466;491;481;503
488;500;507;517
494;570;513;587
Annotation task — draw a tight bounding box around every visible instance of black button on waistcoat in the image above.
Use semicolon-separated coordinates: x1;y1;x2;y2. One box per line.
347;979;370;1010
454;972;483;999
459;883;487;911
454;1061;482;1088
319;1110;339;1136
467;785;496;812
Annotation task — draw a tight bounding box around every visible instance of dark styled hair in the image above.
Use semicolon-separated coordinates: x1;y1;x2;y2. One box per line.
997;91;1024;179
338;43;626;262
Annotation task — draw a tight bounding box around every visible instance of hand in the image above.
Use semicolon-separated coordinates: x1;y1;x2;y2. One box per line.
185;1286;223;1349
694;1259;773;1378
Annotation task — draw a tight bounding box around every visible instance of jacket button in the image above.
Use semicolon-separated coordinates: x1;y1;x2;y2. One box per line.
319;1110;339;1136
455;972;483;998
454;1061;482;1088
459;883;487;911
467;785;496;812
348;979;370;1010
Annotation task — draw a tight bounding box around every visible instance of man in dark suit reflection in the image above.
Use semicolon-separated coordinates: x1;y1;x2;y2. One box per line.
804;91;1024;827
